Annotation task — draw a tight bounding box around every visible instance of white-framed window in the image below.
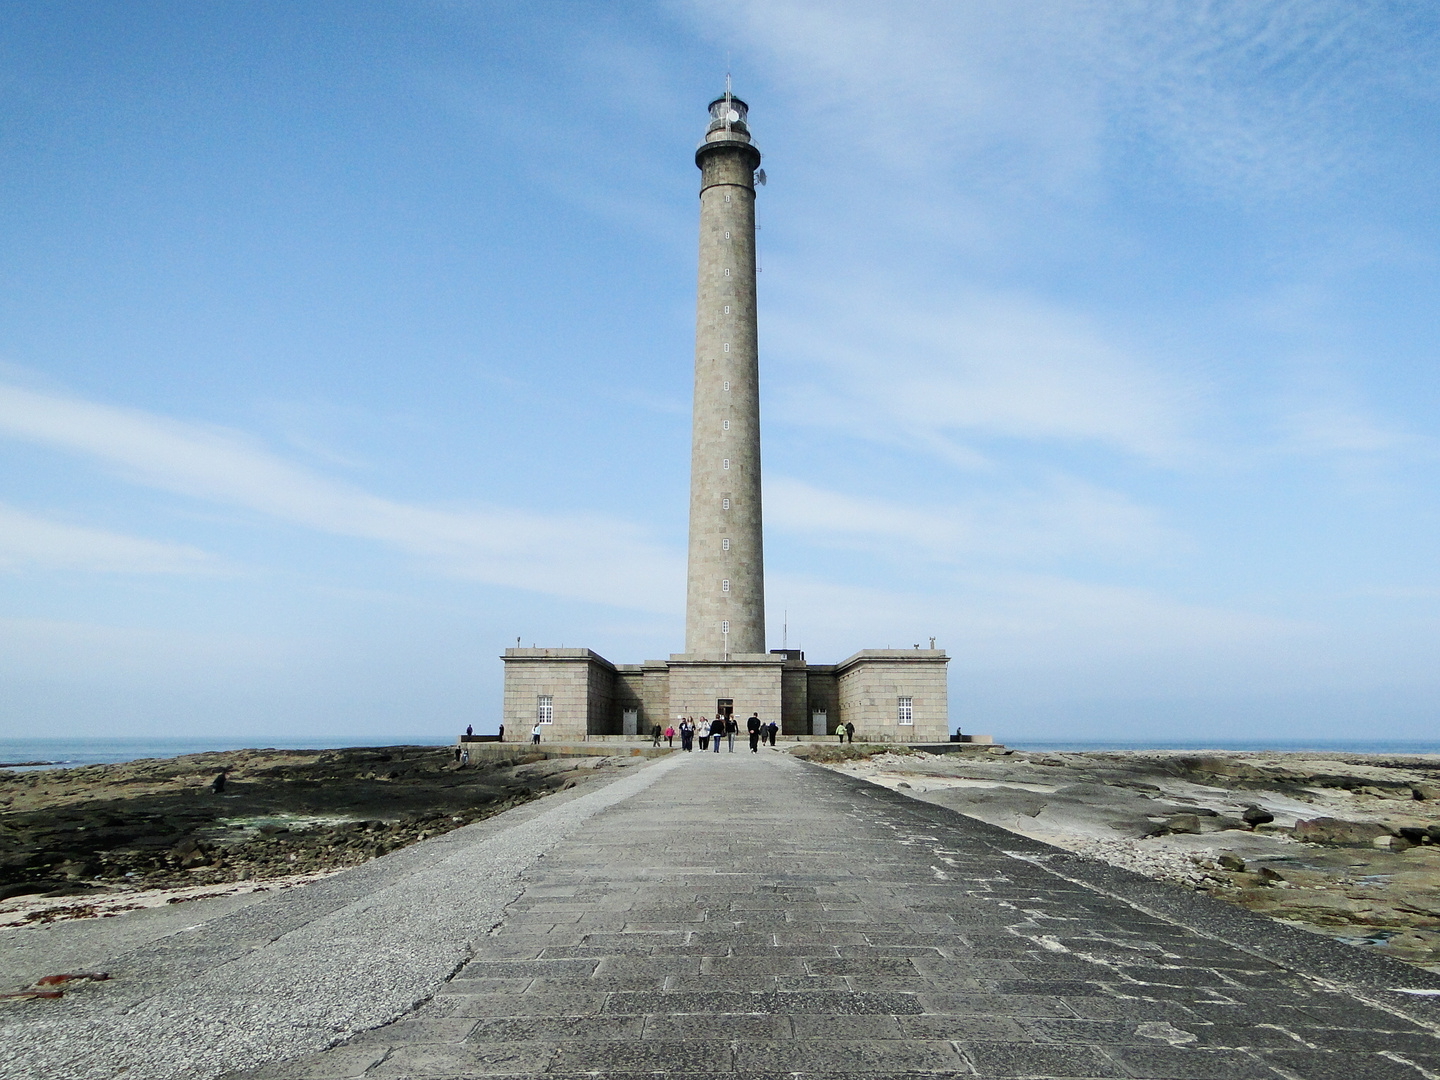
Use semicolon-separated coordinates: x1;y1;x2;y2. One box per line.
722;579;730;593
724;193;731;203
723;458;730;469
537;695;554;724
723;343;730;352
724;305;730;314
723;381;730;391
722;498;730;509
721;620;729;632
724;230;731;240
724;268;731;277
722;538;730;551
722;419;729;430
898;697;914;725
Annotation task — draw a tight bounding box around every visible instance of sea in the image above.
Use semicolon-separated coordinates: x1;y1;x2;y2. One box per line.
0;736;451;771
1017;740;1440;755
2;735;1438;771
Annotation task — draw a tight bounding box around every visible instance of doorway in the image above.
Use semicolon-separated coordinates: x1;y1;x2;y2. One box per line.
716;699;734;723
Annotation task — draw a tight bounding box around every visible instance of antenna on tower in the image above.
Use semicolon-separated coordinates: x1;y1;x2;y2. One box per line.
783;609;787;650
724;69;733;133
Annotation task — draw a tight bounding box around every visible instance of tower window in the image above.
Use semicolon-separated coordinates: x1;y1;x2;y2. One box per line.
724;268;731;277
722;458;730;469
722;579;730;593
722;498;730;509
724;305;730;314
722;538;730;550
721;620;729;632
724;230;731;240
723;381;730;391
898;697;914;725
723;343;729;352
722;419;729;430
724;194;731;203
538;695;554;724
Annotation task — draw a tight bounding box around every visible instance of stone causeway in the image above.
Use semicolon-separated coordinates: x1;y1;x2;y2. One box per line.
233;750;1440;1079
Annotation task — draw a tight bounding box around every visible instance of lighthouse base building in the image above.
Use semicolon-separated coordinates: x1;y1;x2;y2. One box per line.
501;647;950;745
499;90;951;745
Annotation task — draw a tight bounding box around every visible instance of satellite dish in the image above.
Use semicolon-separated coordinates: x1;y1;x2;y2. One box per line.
726;109;740;123
755;168;767;186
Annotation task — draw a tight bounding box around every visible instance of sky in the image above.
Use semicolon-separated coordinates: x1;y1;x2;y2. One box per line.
2;1;1438;744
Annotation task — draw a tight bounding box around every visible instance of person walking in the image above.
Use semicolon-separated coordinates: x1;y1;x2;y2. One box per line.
747;713;761;753
665;724;675;747
460;748;470;767
498;724;504;741
767;720;779;746
651;724;662;747
726;714;737;752
845;721;855;744
710;717;724;752
532;723;542;745
680;719;693;752
699;716;711;751
466;724;473;737
835;721;846;744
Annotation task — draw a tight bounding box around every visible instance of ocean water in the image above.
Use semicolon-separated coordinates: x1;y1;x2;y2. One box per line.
3;736;1438;771
1014;740;1440;755
0;736;450;771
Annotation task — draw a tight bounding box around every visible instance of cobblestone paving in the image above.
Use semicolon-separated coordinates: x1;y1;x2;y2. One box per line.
245;751;1440;1079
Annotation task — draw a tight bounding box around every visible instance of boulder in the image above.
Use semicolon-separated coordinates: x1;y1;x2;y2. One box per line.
1414;785;1440;801
1203;816;1249;833
1165;814;1203;835
1293;817;1394;845
1217;852;1246;872
1242;805;1275;827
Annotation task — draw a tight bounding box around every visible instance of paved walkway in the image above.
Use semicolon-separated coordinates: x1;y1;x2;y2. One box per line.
239;750;1440;1079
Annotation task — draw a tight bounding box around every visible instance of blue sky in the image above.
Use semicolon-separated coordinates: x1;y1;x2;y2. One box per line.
2;1;1438;743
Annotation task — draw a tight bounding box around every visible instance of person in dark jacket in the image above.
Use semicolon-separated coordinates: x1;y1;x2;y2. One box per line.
747;713;762;752
766;720;779;746
845;721;855;744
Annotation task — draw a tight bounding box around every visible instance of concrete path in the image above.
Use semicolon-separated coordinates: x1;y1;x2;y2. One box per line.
232;749;1440;1079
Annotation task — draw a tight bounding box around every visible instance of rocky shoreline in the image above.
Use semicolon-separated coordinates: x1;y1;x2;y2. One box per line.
0;744;634;927
800;744;1440;971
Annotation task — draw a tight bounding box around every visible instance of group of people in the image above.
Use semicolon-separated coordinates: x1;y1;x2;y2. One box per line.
654;713;780;753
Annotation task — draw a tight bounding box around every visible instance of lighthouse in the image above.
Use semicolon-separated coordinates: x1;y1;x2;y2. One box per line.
498;90;951;746
685;88;765;659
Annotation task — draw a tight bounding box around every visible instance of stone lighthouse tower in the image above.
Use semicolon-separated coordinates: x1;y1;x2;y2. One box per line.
685;87;765;658
498;90;953;747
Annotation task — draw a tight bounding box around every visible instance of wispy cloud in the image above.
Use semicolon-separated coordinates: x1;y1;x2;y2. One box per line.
767;568;1312;673
694;0;1432;198
769;282;1196;464
0;383;684;611
0;503;218;574
767;475;1180;564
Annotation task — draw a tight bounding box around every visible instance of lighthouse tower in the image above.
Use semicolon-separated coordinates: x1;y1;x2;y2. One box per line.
684;86;765;658
498;89;952;747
